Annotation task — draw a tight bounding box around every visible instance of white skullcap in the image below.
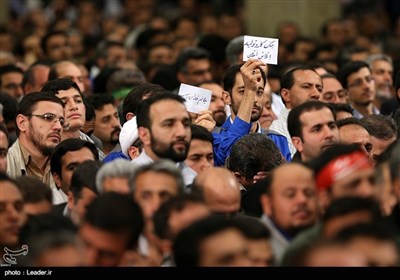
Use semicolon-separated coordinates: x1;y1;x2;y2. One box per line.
119;116;139;157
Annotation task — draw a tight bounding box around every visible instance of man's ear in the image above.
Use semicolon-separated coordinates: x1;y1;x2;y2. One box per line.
16;114;28;133
125;112;135;121
280;88;290;105
138;127;150;146
260;193;272;216
233;171;244;184
291;136;303;153
222;90;231;105
128;146;140;160
53;172;62;189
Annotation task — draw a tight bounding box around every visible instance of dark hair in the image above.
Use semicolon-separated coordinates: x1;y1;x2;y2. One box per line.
70;160;101;202
19;213;77;246
136;92;186;129
50;138;99;178
175;47;210;73
222;63;266;94
190;124;213;144
41;30;68;56
84;192;144;248
153;193;205;240
41;78;82;97
15;176;52;204
0;64;24;87
334;222;399;250
323;196;381;222
16;92;65;136
336;117;366;129
173;214;245;267
227;133;283;180
88;93;114;111
280;65;318;90
338;61;370;89
361;114;397;140
327;102;353;116
83;96;95;121
232;214;271;240
280;66;318;104
288;100;335;139
121;83;165;124
0;171;20;188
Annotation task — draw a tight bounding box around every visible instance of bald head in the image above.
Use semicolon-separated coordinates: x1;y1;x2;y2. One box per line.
194;167;241;214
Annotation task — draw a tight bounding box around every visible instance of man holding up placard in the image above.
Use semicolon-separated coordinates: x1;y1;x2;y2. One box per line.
213;59;291;167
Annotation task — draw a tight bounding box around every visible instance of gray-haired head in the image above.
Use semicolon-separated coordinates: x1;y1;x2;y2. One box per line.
365;53;393;69
225;36;244;66
132;159;185;193
96;159;137;194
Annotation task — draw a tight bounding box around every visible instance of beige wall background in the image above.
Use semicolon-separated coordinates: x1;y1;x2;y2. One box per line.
246;0;341;39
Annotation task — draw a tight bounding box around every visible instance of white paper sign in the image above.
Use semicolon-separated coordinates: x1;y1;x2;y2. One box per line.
178;83;212;114
243;35;279;65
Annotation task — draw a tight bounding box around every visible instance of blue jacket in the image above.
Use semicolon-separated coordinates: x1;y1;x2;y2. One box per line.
103;151;130;163
212;117;291;166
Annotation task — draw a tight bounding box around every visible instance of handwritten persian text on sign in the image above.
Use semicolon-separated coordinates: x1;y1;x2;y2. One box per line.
178;83;212;114
243;35;279;65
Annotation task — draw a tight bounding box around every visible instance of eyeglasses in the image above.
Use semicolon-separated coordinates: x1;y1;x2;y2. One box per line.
26;113;70;130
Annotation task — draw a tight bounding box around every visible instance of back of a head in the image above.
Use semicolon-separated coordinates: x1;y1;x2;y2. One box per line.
15;176;52;205
323;196;382;223
360;114;397;140
225;36;244;66
84;192;144;248
95;159;137;194
173;214;243;267
227;133;283;180
19;213;77;246
70;160;102;198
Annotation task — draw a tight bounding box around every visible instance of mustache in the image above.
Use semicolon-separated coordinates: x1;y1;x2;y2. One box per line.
111;128;121;135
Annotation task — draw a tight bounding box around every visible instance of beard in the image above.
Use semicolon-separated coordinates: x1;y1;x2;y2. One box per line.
110;128;121;145
29;128;55;156
150;135;189;162
213;110;227;127
250;106;262;122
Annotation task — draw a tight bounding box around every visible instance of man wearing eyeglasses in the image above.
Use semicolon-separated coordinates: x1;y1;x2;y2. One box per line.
338;61;379;119
6;92;65;190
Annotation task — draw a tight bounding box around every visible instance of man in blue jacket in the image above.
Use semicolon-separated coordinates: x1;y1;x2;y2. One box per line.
213;59;291;166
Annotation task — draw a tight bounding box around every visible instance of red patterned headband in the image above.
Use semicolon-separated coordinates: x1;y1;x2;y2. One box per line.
316;151;372;191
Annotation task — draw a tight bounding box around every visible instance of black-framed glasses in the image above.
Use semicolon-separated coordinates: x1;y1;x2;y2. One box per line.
26;113;70;130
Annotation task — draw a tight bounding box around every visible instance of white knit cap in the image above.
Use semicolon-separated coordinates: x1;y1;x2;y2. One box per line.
119;116;139;157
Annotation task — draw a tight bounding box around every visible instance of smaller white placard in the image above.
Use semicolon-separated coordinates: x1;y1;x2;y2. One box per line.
243;35;279;65
178;83;212;114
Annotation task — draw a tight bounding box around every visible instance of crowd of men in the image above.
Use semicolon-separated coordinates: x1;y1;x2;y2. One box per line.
1;0;400;267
